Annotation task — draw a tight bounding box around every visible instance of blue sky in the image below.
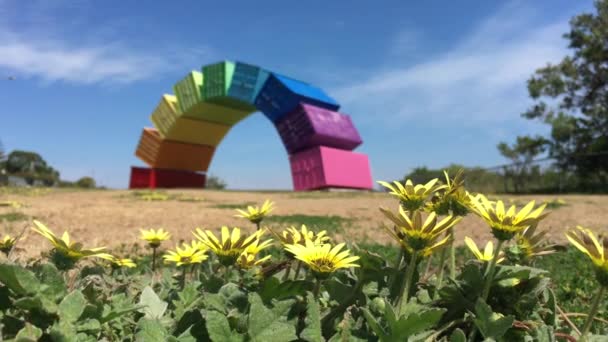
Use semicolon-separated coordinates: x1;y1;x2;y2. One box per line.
0;0;594;189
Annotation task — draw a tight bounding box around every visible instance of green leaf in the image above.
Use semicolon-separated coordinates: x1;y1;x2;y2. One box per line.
138;286;168;319
49;320;78;341
449;328;466;342
14;294;58;314
362;307;387;340
173;282;204;321
58;290;86;323
35;263;67;300
15;323;43;342
391;308;445;339
206;310;245;342
258;277;312;303
0;264;40;296
136;318;167;341
247;293;297;342
77;319;101;333
301;292;323;342
473;300;514;339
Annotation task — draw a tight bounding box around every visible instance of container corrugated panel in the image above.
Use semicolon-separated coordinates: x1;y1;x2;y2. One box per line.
129;167;206;189
129;167;152;189
227;62;270;104
276;103;363;153
254;74;340;123
151;114;231;147
202;61;255;111
289;146;373;191
153;169;206;188
151;94;253;128
134;128;216;171
173;71;204;113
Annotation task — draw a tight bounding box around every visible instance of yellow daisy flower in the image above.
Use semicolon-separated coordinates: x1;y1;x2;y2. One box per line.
140;228;171;248
512;223;557;264
103;255;137;268
379;207;461;257
235;200;275;226
32;220;111;267
284;240;359;278
237;252;272;269
470;195;549;241
464;237;504;263
566;226;608;286
163;241;208;267
272;225;330;246
0;235;16;255
378;178;445;211
194;226;270;266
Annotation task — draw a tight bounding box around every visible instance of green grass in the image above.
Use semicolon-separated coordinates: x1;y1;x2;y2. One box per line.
210;202;256;209
0;212;29;222
264;214;352;234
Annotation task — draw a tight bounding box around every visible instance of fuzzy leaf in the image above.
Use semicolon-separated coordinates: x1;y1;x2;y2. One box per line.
15;323;43;342
14;294;58;314
58;290;86;323
35;263;67;300
77;319;101;334
362;307;388;340
206;310;245;342
138;286;168;319
136;318;167;341
473;300;514;339
301;292;323;342
0;264;40;296
449;328;466;342
247;293;297;342
173;282;204;321
258;277;312;303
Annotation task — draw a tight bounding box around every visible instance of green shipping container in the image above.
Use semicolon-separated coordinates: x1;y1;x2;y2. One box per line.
202;61;255;111
173;71;204;113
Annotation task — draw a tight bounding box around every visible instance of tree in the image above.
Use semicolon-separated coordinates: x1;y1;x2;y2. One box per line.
76;176;96;189
5;150;60;186
506;0;608;190
497;136;547;193
206;175;227;190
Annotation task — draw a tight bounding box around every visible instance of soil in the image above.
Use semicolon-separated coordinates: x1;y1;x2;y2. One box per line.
1;189;607;259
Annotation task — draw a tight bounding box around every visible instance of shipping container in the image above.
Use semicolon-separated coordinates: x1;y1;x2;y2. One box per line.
129;166;206;189
202;61;254;111
227;61;270;104
173;71;204;113
289;146;373;191
134;128;216;172
150;114;231;147
255;74;340;123
276;103;362;153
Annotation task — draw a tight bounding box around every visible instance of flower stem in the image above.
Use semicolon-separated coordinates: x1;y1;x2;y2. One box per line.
580;286;606;340
313;278;322;299
398;251;418;317
293;261;302;280
481;239;504;301
255;222;261;231
152;247;157;272
436;247;448;290
282;262;292;281
180;266;187;290
449;231;456;279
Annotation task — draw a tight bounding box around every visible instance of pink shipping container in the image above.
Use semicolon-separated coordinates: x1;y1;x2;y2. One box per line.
276;103;362;154
289;146;373;191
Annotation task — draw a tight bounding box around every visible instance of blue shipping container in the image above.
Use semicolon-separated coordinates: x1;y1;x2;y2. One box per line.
254;74;340;123
228;62;270;104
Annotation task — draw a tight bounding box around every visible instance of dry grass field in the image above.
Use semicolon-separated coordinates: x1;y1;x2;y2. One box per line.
1;188;607;259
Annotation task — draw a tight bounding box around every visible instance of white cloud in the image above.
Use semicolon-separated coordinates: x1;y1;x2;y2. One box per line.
0;1;214;84
332;2;570;127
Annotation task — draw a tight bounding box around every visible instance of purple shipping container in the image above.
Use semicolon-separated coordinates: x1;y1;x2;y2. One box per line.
276;103;362;154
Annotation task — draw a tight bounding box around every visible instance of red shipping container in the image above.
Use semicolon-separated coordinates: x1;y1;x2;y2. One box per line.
289;146;373;191
129;166;206;189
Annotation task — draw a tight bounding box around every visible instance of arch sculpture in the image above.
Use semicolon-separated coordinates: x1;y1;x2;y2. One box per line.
130;61;373;191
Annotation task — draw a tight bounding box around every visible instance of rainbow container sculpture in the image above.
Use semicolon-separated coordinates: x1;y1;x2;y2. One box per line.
130;60;373;191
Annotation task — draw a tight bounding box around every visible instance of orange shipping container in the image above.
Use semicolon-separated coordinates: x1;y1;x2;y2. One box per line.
135;128;215;172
